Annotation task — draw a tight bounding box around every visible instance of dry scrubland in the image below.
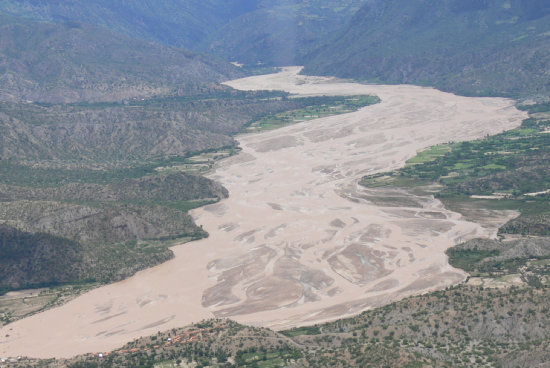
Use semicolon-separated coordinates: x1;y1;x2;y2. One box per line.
0;67;527;358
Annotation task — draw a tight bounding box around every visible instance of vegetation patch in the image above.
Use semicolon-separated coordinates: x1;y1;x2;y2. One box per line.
446;237;550;282
446;248;500;273
0;283;99;327
362;104;550;236
280;325;321;338
243;95;379;133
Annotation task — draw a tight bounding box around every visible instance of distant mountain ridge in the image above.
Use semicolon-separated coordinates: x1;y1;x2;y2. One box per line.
303;0;550;98
206;0;365;66
3;0;549;99
0;0;260;49
0;12;241;103
0;0;366;67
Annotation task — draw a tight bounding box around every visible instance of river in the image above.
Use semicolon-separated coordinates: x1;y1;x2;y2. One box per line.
0;67;526;358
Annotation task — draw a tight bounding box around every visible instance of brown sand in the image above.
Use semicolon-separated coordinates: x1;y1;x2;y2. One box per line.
0;67;527;358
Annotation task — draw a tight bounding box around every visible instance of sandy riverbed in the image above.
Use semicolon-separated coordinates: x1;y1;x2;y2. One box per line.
0;67;526;358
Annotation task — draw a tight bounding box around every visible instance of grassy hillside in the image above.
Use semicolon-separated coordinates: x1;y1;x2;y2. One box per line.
303;0;550;98
0;12;241;103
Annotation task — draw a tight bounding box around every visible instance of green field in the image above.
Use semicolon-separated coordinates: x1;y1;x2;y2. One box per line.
243;95;379;132
361;103;550;242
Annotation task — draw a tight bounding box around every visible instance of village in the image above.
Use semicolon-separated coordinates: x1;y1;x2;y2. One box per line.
2;323;227;367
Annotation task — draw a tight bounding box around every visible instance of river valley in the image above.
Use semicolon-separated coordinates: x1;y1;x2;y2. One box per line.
0;67;527;358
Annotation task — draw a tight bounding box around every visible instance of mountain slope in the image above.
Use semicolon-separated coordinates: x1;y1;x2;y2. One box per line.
0;171;229;290
0;91;307;162
206;0;365;66
0;12;241;103
0;0;260;49
0;225;84;290
0;0;365;67
303;0;550;97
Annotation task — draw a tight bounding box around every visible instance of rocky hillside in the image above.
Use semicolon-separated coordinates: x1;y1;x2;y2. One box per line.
303;0;550;98
0;12;241;103
0;91;300;162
